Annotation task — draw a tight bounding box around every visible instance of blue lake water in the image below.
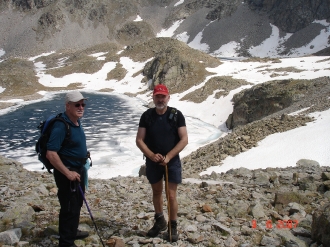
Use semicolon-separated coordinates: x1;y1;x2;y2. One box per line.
0;92;222;179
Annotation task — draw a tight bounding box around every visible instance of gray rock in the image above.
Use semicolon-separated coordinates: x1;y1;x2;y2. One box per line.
254;172;270;186
138;165;146;177
260;235;282;246
291;227;311;238
296;159;320;169
286;202;306;217
43;225;58;236
311;203;330;246
2;205;35;225
227;200;250;218
251;202;266;219
184;224;198;232
274;228;308;247
186;232;204;244
0;228;22;245
225;236;237;247
324;191;330;199
35;184;49;196
321;172;330;181
299;176;317;191
212;222;233;235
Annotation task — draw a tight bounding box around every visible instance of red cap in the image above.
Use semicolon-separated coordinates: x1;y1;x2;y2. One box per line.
153;84;169;96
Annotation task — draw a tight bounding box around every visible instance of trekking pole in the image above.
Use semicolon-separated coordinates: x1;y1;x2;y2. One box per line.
165;165;172;242
78;185;106;247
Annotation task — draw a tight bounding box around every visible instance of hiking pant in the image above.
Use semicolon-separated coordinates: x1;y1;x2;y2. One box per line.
54;167;85;247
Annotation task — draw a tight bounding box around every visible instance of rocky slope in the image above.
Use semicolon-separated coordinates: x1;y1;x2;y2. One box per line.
181;75;330;180
1;155;330;247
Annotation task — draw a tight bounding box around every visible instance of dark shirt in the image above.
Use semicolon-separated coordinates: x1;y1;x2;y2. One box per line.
138;106;186;157
47;112;87;168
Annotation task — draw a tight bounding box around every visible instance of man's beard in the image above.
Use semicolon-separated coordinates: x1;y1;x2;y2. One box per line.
155;103;167;109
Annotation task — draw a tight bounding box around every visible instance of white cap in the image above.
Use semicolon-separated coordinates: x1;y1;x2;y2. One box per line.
65;91;88;103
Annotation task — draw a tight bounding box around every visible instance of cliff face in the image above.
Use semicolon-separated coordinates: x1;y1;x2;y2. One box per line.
0;0;329;58
248;0;330;32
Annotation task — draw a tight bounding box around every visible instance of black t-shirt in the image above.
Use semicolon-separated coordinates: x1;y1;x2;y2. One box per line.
139;107;186;156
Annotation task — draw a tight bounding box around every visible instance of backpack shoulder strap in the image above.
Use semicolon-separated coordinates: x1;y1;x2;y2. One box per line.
47;113;71;143
145;108;155;128
168;107;178;128
168;107;177;121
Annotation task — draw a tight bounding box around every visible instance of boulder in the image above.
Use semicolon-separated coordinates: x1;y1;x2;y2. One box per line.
274;192;309;211
0;228;22;245
2;205;35;226
311;203;330;246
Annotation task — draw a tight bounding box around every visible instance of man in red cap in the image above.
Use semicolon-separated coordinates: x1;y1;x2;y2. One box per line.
136;84;188;242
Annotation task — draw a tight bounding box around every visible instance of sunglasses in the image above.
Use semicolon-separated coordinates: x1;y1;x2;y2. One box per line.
72;103;86;108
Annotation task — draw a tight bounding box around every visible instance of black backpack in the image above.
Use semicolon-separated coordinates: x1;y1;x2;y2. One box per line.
143;107;178;161
36;113;92;173
145;107;178;129
35;113;71;173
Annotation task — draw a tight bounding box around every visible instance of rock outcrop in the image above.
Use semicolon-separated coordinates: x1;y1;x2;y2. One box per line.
226;76;330;130
142;38;221;94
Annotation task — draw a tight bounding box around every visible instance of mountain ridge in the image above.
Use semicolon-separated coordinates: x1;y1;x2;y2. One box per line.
0;0;329;58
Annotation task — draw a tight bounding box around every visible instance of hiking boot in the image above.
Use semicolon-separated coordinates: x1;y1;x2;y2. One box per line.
167;220;178;242
147;214;167;237
75;229;89;239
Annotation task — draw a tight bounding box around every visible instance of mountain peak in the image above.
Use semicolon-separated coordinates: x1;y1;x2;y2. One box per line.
0;0;329;58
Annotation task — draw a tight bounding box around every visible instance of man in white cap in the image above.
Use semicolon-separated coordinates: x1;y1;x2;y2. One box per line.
46;91;89;247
